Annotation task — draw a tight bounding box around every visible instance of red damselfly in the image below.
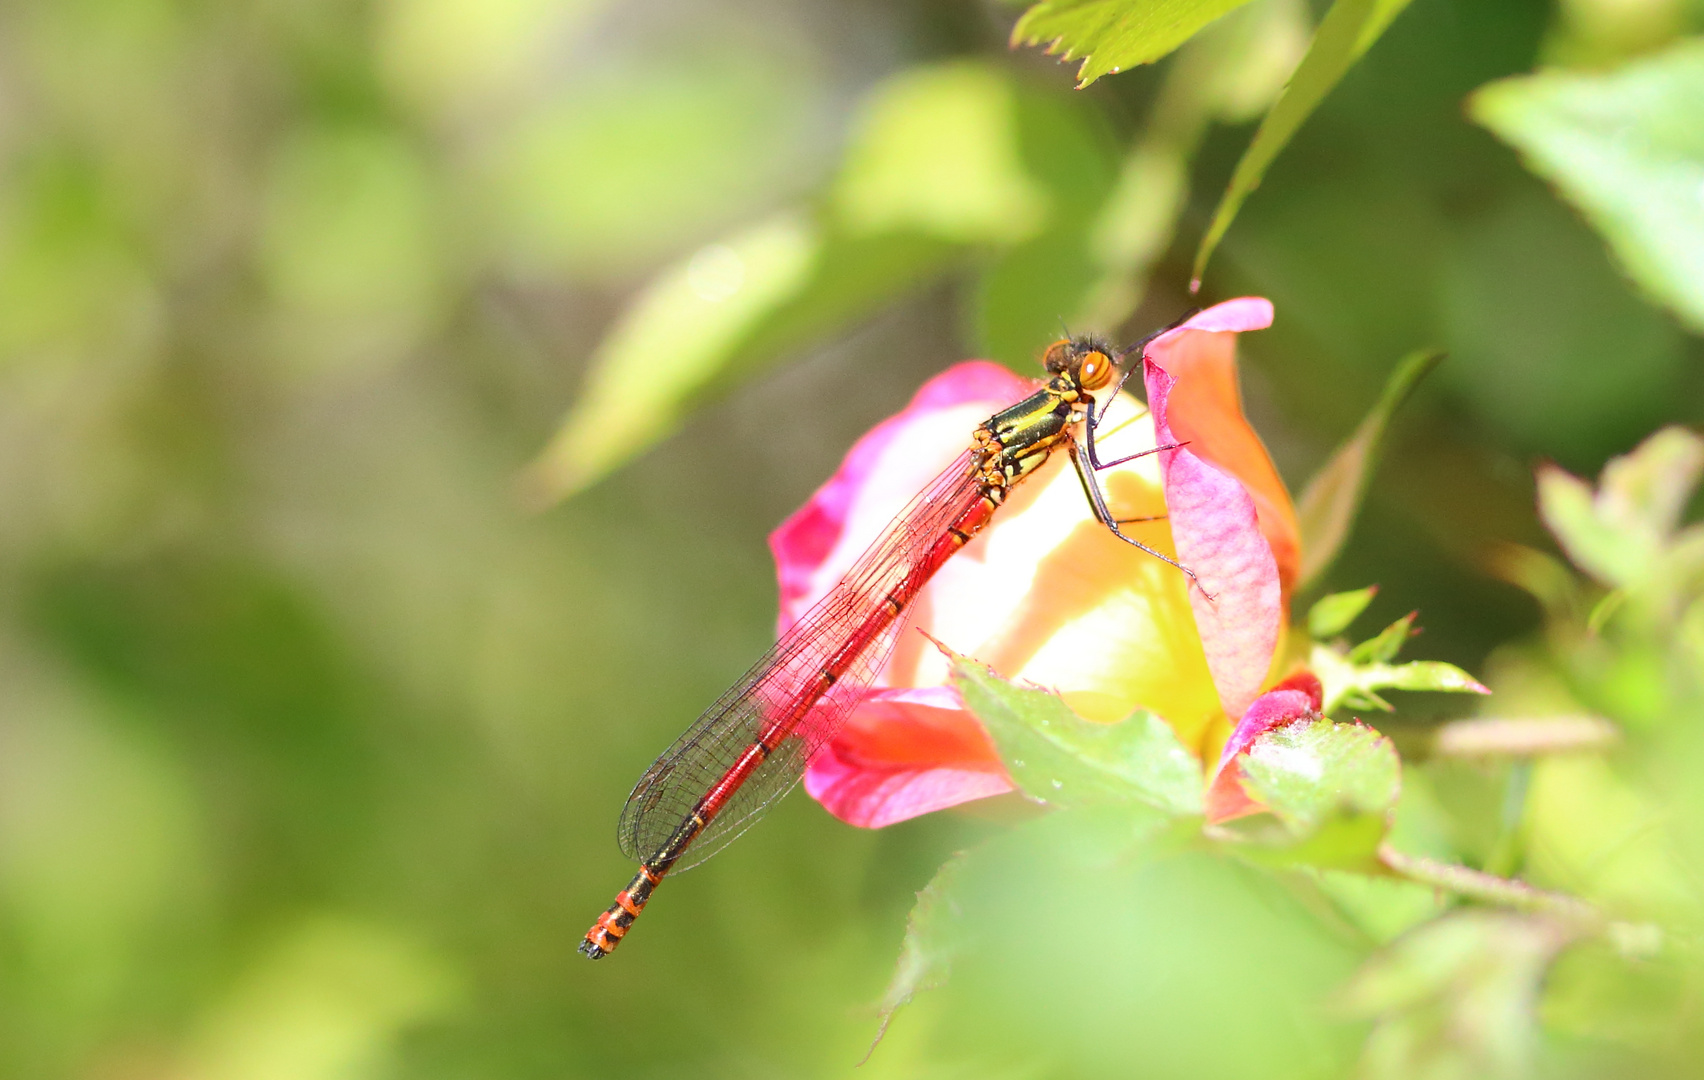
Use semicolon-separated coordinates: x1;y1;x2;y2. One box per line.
581;324;1198;959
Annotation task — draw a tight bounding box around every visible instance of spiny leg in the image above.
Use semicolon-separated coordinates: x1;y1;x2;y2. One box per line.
1068;444;1214;601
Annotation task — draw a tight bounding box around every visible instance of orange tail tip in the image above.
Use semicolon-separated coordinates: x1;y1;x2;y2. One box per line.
580;866;659;960
579;932;614;959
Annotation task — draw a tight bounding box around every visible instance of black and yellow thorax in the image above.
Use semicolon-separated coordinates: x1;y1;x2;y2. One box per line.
968;336;1121;503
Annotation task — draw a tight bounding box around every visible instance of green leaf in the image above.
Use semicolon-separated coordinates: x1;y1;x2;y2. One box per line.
1347;611;1415;666
1239;717;1400;833
1544;937;1689;1048
1215;718;1398;870
1537;426;1704;589
1191;0;1416;286
1220;810;1391;871
1470;40;1704;334
521;213;820;503
1295;350;1444;590
1369;662;1491;695
1312;869;1450;944
1338;911;1570;1080
1597;426;1704;537
1010;0;1257;89
867;852;971;1057
950;654;1204;816
1308;585;1379;640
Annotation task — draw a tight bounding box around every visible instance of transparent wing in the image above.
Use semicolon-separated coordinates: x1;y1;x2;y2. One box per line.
618;450;985;871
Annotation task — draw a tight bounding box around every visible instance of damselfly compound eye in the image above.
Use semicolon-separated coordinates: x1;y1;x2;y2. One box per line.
1078;350;1115;390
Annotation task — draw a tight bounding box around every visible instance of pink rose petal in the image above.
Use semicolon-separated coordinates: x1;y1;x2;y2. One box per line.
1145;299;1298;594
1156;296;1274;338
803;686;1014;828
1145;338;1282;721
771;361;1034;635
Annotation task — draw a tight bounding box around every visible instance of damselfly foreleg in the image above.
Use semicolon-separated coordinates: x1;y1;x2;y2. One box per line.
1067;442;1209;599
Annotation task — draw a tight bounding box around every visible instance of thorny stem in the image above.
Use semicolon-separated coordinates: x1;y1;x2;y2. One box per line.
1377;843;1601;928
1378;844;1667;956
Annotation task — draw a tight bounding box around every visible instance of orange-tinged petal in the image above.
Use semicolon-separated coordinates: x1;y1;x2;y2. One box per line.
1146;298;1301;594
1144;302;1284;725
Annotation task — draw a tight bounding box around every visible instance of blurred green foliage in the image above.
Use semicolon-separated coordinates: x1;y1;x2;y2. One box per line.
1472;40;1704;333
0;0;1701;1076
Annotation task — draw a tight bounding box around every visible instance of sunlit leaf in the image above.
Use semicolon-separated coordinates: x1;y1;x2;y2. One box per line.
1239;717;1399;834
1470;40;1704;333
1308;585;1379;640
951;654;1205;816
1192;0;1416;286
523;228;960;506
527;61;1053;503
1010;0;1258;89
867;852;971;1057
1295;350;1444;589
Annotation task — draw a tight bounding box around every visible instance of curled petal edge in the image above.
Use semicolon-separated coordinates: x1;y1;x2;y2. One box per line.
803;686;1015;829
1204;672;1324;824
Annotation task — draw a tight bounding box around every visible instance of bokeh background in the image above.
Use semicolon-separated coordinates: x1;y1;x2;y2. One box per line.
1;0;1701;1076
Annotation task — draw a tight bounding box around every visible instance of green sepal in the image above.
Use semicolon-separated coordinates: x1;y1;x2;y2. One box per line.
1314;643;1489;715
1348;612;1416;666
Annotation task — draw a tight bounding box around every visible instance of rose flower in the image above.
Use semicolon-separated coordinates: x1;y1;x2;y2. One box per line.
769;298;1315;828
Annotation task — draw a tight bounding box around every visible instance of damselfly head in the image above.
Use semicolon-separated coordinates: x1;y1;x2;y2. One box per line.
1042;336;1119;391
